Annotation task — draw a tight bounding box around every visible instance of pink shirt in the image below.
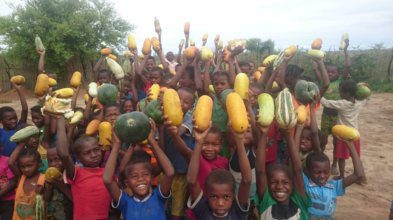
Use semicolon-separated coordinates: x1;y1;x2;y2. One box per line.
0;156;15;201
67;166;111;220
198;156;228;191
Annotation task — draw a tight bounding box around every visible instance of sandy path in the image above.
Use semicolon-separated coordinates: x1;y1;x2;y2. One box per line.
1;90;392;219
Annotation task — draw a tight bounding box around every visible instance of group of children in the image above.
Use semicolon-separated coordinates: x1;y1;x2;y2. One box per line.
0;36;368;220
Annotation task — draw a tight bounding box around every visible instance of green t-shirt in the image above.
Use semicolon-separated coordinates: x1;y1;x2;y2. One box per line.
323;76;342;100
254;188;310;220
212;94;228;133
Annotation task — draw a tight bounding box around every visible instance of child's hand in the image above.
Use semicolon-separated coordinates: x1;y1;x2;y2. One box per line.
148;119;157;141
163;115;178;136
111;130;121;145
193;118;211;142
37;49;45;56
11;82;22;90
228;121;245;143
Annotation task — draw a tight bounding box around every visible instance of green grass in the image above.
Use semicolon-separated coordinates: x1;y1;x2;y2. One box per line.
369;80;393;92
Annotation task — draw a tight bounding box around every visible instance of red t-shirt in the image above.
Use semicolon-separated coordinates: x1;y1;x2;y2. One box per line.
0;156;15;201
198;156;229;191
67;166;111;220
266;122;279;163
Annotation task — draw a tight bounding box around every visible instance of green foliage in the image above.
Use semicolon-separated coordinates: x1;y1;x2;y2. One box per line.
0;0;132;75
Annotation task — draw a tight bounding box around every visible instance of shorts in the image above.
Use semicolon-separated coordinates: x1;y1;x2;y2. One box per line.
321;113;338;137
335;138;360;159
169;174;188;216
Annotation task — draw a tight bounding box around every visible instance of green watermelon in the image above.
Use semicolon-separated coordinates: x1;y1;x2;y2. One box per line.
294;80;319;104
115;112;151;144
355;82;371;100
97;84;118;105
144;100;163;124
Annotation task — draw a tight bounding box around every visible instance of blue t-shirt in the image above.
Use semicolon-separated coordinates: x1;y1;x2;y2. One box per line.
164;112;194;174
303;173;345;219
113;187;169;220
0;128;17;157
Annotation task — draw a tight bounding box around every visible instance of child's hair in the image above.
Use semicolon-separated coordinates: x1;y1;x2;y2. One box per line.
17;146;41;164
305;151;330;171
103;104;120;116
238;61;250;68
285;64;304;79
184;66;195;79
0;106;16;120
299;75;313;82
206;126;223;142
147;56;156;63
205;169;235;193
339;80;357;97
120;99;133;113
213;71;230;84
267;164;294;184
150;66;164;75
178;87;195;96
72;135;98;154
30;105;43;114
125;150;152;174
98;69;111;77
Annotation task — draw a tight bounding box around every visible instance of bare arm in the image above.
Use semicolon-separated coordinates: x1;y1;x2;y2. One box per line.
71;87;80;110
102;132;121;201
316;59;330;97
13;83;28;124
56;116;75;179
194;60;203;93
148;120;174;196
118;145;134;174
38;50;45;73
310;103;321;152
0;178;16;198
8;142;24;177
41;113;52;149
157;49;169;70
312;60;322;81
343;141;365;187
343;39;351;79
168;58;189;88
203;60;213;95
93;56;105;73
163;116;193;161
255;128;268;199
285;130;306;197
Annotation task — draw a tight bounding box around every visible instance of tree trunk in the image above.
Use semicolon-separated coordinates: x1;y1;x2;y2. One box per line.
386;48;393;81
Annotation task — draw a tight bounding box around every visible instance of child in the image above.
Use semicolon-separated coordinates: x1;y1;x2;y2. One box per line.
103;120;174;220
46;144;73;220
320;80;367;179
56;116;111;220
0;82;27;157
187;125;251;219
103;104;121;125
30;105;45;141
120;99;134;114
161;87;195;219
304;140;364;218
255;126;309;219
0;147;16;220
8;143;46;220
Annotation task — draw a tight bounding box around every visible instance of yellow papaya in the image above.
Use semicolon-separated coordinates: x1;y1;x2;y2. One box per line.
52;88;74;98
85;119;101;136
99;121;112;150
296;105;308;124
10;75;26;85
234;73;249;100
332;125;360;141
142;38;151;55
163;89;183;126
194;95;213;132
311;38;323;49
101;47;112;56
48;78;57;87
148;84;160;100
128;34;137;50
70;71;82;88
226;92;249;133
34;74;49;97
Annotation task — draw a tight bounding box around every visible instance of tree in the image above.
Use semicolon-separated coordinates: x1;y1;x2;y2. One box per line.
0;0;133;77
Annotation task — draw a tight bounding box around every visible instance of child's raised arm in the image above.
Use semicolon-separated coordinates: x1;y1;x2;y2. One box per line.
194;58;203;94
168;58;189;88
148;120;174;196
255;126;269;199
56;116;75;180
93;56;105;74
230;125;252;207
343;141;365;187
12;83;27;124
163;116;193;161
285;129;306;198
8;142;24;178
315;59;330;97
310;103;321;152
203;61;212;96
38;50;45;73
343;39;351;79
187;125;210;203
102;131;122;201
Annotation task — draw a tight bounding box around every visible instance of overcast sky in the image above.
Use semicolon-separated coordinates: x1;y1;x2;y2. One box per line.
1;0;392;52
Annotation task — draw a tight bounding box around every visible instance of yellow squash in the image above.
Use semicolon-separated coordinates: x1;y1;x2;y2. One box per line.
151;37;161;51
99;121;112;150
200;46;213;61
194;95;213;132
184;46;196;59
148;84;160;100
275;88;297;129
108;54;117;61
307;49;325;59
332;125;360;141
70;71;82;88
296;105;308;124
34;74;50;97
10;75;25;85
69;111;84;125
48;78;57;87
45;167;62;182
234;73;249;100
52;88;74;98
142;38;151;55
85;119;101;136
257;93;275;129
163;89;183;126
284;45;297;57
262;55;278;67
128;34;137;50
253;71;262;81
101;47;112;56
311;38;323;49
226;92;249;133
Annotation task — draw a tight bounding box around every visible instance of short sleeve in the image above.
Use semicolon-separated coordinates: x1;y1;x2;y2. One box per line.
182;112;193;134
254;188;276;214
333;179;345;196
112;190;127;209
158;185;171;200
5;159;15;179
302;173;310;186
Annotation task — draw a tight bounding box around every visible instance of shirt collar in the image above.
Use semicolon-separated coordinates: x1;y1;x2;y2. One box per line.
132;192;153;202
308;179;334;189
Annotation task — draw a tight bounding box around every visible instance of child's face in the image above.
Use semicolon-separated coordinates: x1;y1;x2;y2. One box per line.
285;75;298;91
125;163;152;199
179;73;194;88
47;148;64;172
308;161;330;186
327;66;339;81
1;111;17;130
178;90;195;114
249;87;261;107
77;141;102;168
213;75;230;95
268;170;293;204
104;106;120;125
149;71;162;85
202;133;222;161
206;183;234;217
300;129;313;153
123;101;133;113
26;135;40;149
240;65;250;75
31;112;44;128
146;59;155;72
98;74;110;85
244;128;254;146
19;156;39;177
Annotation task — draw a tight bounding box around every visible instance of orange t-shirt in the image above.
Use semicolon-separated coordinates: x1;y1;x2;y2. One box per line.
292;95;320;127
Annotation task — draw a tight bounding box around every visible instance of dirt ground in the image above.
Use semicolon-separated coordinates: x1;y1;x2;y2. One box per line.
0;89;392;219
